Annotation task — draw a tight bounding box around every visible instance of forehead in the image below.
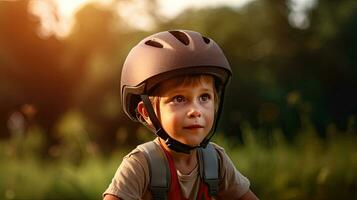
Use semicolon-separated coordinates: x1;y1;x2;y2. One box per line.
153;75;215;95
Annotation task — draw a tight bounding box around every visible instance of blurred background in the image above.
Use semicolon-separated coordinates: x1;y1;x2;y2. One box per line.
0;0;356;199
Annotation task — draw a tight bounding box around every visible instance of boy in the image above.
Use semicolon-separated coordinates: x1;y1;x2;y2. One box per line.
103;30;258;200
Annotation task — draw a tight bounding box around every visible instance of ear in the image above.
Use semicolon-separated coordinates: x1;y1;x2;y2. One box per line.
137;101;152;125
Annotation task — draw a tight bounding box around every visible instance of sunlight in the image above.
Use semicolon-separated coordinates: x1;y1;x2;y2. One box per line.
29;0;255;38
29;0;112;38
288;0;318;29
158;0;255;19
54;0;89;18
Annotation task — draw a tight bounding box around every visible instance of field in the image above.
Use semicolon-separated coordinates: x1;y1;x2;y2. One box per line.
1;124;356;200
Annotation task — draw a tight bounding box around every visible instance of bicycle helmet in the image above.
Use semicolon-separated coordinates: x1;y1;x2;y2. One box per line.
121;30;232;153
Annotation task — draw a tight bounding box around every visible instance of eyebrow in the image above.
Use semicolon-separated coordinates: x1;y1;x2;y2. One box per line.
163;87;214;96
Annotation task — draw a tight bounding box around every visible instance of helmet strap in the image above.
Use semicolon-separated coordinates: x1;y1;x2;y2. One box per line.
140;95;196;154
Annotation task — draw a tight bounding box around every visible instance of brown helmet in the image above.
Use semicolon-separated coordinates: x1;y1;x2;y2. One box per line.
121;30;232;121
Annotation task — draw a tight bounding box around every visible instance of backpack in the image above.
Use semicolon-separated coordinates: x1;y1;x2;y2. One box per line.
137;141;220;199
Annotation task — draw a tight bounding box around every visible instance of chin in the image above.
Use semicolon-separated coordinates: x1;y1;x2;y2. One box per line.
182;137;205;147
169;130;208;147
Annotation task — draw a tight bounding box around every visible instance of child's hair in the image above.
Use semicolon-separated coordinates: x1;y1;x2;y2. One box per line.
136;74;219;125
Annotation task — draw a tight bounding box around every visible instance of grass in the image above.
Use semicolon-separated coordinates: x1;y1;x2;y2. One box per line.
0;123;356;200
213;123;357;200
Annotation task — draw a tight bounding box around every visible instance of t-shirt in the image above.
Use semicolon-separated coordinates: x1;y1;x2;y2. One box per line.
103;139;250;200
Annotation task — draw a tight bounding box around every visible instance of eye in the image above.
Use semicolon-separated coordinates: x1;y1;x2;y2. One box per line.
172;95;185;103
200;93;211;102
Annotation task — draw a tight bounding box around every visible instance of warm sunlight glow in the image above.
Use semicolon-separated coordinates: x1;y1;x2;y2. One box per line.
29;0;112;38
157;0;255;19
53;0;115;37
29;0;255;38
54;0;89;18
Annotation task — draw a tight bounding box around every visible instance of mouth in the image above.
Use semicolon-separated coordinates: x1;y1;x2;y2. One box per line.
183;125;204;130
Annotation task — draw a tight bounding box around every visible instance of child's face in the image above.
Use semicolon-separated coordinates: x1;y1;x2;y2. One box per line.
155;76;215;147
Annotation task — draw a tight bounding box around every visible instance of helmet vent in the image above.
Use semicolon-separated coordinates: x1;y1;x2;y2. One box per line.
202;36;211;44
145;40;163;48
169;30;189;45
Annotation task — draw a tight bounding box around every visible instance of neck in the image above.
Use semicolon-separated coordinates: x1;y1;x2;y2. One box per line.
159;138;198;174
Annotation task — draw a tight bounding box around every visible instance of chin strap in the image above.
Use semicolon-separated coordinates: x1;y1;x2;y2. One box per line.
140;93;224;154
141;95;196;154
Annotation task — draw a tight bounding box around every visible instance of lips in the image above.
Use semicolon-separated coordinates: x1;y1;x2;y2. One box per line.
183;125;204;129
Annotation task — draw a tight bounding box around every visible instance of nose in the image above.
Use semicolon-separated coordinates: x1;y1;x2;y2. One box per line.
187;104;202;118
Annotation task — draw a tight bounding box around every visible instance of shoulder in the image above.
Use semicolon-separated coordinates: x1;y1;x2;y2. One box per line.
208;142;251;199
207;142;232;178
208;142;243;175
122;146;149;168
121;140;161;175
114;145;151;182
208;142;228;160
124;140;160;160
104;143;154;199
208;142;241;169
209;142;225;151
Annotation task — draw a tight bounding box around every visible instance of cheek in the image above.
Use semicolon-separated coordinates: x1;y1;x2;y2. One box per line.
207;110;215;123
205;105;215;126
159;107;181;129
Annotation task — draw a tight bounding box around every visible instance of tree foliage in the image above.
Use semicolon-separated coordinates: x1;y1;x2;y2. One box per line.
0;0;356;148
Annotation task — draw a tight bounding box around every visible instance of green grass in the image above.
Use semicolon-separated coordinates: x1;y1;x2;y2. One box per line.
213;124;357;200
1;124;356;200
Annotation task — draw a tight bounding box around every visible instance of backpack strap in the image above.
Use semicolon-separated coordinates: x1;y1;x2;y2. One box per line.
138;141;220;199
197;143;220;196
137;141;170;200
